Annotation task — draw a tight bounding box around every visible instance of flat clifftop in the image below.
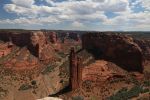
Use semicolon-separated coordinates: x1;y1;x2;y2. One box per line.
82;33;150;72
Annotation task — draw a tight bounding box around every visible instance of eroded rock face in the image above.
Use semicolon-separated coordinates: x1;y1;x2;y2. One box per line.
0;43;12;58
0;31;57;62
82;33;143;72
82;60;126;82
134;39;150;69
30;31;47;46
1;31;59;70
0;32;31;47
134;39;150;61
28;31;47;58
50;32;57;44
28;31;56;62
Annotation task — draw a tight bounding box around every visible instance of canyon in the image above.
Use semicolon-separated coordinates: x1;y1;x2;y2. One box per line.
82;33;150;72
0;31;149;100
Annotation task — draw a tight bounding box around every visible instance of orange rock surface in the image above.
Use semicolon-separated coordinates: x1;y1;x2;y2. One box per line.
82;60;126;82
0;43;12;58
82;33;144;72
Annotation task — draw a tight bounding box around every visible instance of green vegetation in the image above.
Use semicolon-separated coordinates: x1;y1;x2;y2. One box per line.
143;80;150;87
141;88;149;93
58;52;66;58
72;96;84;100
110;78;125;83
18;84;32;91
59;79;68;87
108;85;149;100
127;86;142;98
108;87;128;100
31;80;38;90
59;60;69;78
42;65;55;74
90;96;98;100
0;47;20;63
0;87;8;97
0;64;3;68
128;75;140;85
31;80;37;86
75;45;81;51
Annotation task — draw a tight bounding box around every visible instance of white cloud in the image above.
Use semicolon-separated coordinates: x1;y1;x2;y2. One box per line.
131;0;150;11
72;21;84;27
4;4;37;17
1;0;150;31
11;0;35;8
4;0;130;18
0;16;60;25
140;0;150;10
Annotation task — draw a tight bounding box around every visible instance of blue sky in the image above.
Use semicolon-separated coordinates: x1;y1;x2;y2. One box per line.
0;0;149;31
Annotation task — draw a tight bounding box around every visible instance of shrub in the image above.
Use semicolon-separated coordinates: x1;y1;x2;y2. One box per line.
127;85;142;98
143;80;150;87
108;87;128;100
58;52;66;58
19;84;32;91
72;96;84;100
130;76;139;85
31;80;36;86
108;85;149;100
0;87;8;97
42;65;54;74
90;96;98;100
141;88;149;93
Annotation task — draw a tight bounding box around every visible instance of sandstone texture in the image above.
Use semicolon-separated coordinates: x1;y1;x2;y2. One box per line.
0;31;60;57
0;31;149;100
0;30;82;100
0;32;31;47
134;39;150;60
49;32;57;44
82;33;145;72
0;43;12;58
82;60;126;82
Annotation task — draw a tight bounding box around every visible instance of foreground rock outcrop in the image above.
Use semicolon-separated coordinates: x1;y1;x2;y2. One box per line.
82;33;145;72
82;60;126;82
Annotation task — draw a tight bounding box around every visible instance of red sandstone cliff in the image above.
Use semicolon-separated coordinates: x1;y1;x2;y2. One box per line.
0;31;61;68
0;32;31;47
134;39;150;61
82;33;145;72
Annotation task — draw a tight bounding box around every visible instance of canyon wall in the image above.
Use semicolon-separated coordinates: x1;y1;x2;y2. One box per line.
0;31;58;59
134;39;150;61
82;33;144;72
0;32;31;47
